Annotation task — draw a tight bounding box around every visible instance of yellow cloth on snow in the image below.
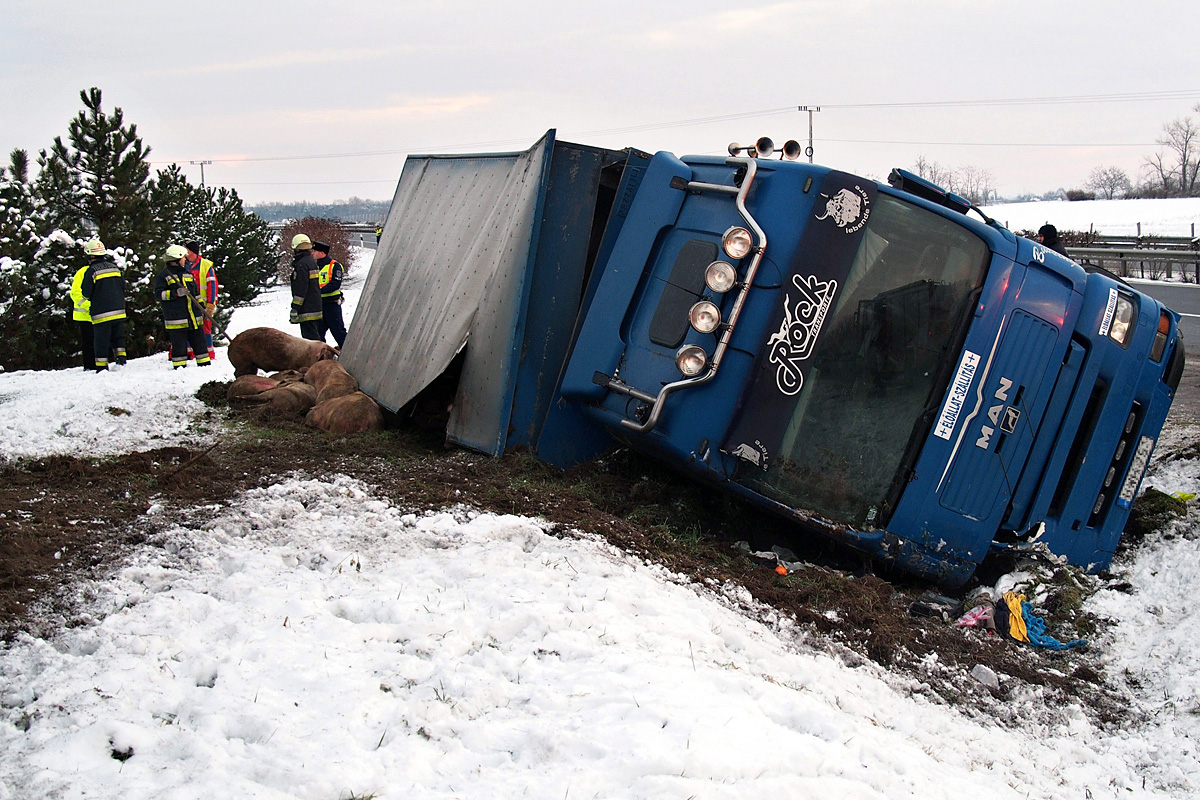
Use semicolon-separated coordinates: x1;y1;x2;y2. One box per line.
1002;591;1029;643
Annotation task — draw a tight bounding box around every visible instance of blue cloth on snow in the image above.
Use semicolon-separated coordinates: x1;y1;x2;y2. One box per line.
1021;600;1088;650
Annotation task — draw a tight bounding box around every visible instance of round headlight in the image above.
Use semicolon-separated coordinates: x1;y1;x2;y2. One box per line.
722;227;754;259
688;301;722;334
1108;294;1136;346
675;345;708;376
705;261;738;293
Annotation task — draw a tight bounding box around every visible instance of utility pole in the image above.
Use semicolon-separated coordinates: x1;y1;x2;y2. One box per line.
797;106;821;163
190;160;213;186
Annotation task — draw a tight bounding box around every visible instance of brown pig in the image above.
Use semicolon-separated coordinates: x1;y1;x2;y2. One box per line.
233;380;318;419
304;359;359;403
226;374;279;401
268;369;308;385
228;327;338;377
305;391;384;435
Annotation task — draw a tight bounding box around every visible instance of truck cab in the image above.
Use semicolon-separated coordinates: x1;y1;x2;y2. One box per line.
560;151;1185;585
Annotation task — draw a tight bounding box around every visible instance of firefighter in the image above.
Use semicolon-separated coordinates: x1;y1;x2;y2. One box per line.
374;225;382;244
289;233;323;340
313;240;347;347
80;239;127;371
155;244;211;368
184;241;219;361
69;262;94;370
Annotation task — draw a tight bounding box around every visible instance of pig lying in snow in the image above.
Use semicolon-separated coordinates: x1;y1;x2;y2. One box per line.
305;391;384;434
226;369;310;402
228;327;338;377
232;380;318;418
226;374;280;401
303;359;359;403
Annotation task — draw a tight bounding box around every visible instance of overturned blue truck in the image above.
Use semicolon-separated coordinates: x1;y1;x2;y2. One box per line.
341;131;1186;587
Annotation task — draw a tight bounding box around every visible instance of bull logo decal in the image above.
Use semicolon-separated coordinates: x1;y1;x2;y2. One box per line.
815;186;871;233
730;440;770;469
767;273;838;396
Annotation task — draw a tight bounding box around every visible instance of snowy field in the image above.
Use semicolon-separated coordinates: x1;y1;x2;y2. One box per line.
0;244;1198;798
982;196;1200;238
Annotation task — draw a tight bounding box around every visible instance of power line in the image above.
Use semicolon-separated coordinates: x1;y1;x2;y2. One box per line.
230;179;397;186
822;137;1153;148
152;90;1199;167
817;90;1200;110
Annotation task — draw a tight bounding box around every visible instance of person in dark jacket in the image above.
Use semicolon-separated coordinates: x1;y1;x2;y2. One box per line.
154;244;211;368
80;239;127;371
289;233;323;340
1037;224;1069;257
313;240;347;347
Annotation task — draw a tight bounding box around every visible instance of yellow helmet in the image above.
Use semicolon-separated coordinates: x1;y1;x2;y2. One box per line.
165;244;188;260
292;233;312;249
83;239;106;256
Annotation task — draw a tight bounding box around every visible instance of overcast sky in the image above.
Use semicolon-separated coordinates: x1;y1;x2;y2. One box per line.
4;0;1198;205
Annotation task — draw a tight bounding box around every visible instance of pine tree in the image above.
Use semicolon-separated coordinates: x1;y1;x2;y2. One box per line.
0;148;84;370
38;88;153;247
197;185;278;309
30;88;159;363
146;166;276;337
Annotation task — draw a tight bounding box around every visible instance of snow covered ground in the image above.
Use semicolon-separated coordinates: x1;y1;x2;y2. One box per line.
981;196;1200;239
0;246;1198;798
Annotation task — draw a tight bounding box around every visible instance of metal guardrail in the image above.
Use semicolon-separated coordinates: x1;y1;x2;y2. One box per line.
265;221;379;232
1068;246;1200;282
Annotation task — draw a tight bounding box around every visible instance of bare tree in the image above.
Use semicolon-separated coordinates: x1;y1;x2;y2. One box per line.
1143;105;1200;196
912;155;954;189
909;157;993;204
1085;166;1132;200
954;165;995;205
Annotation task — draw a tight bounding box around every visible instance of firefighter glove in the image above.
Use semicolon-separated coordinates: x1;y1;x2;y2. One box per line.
174;287;188;297
289;308;299;324
205;303;217;315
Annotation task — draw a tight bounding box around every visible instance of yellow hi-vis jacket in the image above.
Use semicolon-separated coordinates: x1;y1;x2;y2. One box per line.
71;265;91;322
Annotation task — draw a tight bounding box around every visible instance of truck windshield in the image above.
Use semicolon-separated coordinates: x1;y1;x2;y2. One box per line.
742;193;990;527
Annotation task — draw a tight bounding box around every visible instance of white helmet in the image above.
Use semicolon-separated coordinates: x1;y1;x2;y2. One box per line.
292;233;312;249
165;244;188;260
83;239;106;256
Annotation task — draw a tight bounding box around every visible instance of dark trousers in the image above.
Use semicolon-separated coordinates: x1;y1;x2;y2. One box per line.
168;327;211;367
77;320;94;370
92;319;126;370
318;299;347;348
298;320;322;341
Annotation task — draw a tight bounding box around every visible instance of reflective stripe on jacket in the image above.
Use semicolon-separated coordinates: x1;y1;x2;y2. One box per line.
291;250;323;322
81;257;126;324
70;266;91;322
188;257;219;305
317;257;344;299
154;264;202;330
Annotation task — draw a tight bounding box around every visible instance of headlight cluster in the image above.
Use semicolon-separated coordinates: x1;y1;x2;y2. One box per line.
688;301;721;334
675;345;708;376
722;226;754;259
1108;293;1136;346
673;232;755;376
705;261;737;293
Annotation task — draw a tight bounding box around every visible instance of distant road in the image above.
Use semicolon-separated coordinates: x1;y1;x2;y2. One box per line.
1132;280;1200;343
350;231;378;251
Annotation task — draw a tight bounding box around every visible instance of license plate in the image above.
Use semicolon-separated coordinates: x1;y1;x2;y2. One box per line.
1117;435;1155;508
